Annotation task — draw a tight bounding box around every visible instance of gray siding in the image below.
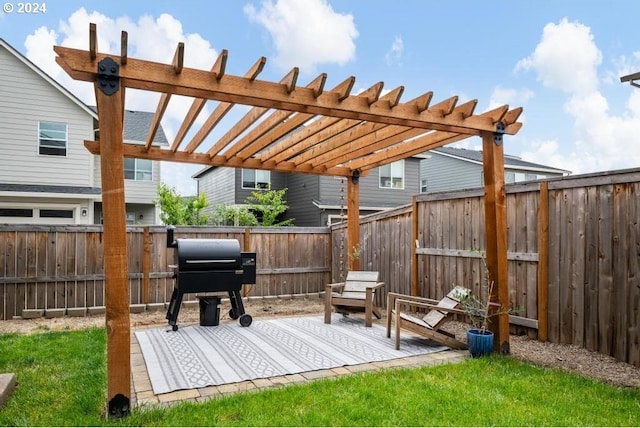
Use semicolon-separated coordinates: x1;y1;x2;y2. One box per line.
234;169;287;204
421;153;483;193
0;46;95;188
284;174;321;226
320;158;421;207
197;167;236;216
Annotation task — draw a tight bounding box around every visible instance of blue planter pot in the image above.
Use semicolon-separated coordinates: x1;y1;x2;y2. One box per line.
467;329;494;358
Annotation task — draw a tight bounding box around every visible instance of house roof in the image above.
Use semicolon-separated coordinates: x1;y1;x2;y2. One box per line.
122;110;169;145
88;106;169;145
431;146;571;175
0;183;102;195
0;38;98;119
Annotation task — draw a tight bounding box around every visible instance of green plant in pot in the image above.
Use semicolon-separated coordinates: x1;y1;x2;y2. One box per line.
455;252;509;358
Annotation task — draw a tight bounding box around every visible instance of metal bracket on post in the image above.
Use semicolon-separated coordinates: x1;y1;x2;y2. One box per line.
108;393;130;419
351;170;360;184
493;121;505;146
97;57;120;95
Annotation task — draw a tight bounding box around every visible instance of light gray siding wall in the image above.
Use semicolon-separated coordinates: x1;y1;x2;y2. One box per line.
421;153;483;193
197;168;236;216
284;174;320;226
92;156;161;203
319;158;421;207
0;46;95;187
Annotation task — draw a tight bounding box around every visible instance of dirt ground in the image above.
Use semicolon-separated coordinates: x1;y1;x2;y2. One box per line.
1;296;639;389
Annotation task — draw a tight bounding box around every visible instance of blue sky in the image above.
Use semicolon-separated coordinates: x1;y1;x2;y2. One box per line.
3;0;640;194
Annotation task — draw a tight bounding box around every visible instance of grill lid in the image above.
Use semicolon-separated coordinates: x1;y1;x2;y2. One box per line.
176;239;241;271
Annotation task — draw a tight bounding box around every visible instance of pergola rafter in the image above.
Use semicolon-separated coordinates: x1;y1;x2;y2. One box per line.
54;24;522;418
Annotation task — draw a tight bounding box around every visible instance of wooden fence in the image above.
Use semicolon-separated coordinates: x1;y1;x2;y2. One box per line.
2;168;639;367
329;168;640;367
0;226;331;320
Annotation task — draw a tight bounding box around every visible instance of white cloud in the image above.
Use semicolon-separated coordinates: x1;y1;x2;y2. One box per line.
488;86;534;110
244;0;358;74
23;8;220;194
514;18;640;175
385;35;403;67
515;18;602;95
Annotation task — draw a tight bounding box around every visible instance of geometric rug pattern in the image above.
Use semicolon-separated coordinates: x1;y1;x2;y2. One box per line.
135;314;448;395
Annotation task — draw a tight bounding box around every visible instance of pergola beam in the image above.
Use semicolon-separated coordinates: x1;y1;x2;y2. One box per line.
54;46;521;135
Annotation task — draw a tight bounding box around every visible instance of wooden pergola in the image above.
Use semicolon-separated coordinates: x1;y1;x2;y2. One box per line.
54;24;522;417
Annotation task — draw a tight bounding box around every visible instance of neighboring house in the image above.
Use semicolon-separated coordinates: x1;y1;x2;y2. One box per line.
195;145;569;227
420;146;570;193
0;38;166;225
194;155;427;227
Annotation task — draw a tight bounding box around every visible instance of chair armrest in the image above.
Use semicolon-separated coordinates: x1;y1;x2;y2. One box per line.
325;282;345;292
394;298;467;316
367;281;385;290
387;292;440;306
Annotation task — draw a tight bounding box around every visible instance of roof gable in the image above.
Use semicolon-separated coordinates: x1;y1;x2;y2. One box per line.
0;38;97;119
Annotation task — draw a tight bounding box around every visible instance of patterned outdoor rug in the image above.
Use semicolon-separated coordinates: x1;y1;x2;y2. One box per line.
135;315;448;395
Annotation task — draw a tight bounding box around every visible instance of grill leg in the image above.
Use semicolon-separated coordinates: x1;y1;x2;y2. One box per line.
166;287;184;331
228;290;245;317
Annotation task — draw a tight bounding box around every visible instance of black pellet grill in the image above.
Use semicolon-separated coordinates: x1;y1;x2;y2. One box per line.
165;227;256;330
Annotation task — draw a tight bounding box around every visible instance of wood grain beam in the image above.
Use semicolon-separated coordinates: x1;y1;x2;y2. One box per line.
84;140;353;177
184;56;267;154
89;23;97;60
212;49;228;80
55;46;521;134
310;125;413;168
170;49;229;152
259;116;342;162
94;76;130;417
120;31;127;65
346;100;479;170
481;129;510;355
144;43;185;150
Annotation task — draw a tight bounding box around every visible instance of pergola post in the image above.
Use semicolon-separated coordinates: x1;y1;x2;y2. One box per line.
481;125;510;354
347;172;361;271
94;57;131;417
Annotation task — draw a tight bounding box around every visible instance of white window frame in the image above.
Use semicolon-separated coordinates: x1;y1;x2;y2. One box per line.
38;121;68;156
379;160;405;189
242;169;271;189
420;178;428;193
124;158;153;181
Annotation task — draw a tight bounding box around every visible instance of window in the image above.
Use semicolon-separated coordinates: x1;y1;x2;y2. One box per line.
379;160;404;189
124;158;153;181
38;121;67;156
0;208;33;218
242;169;270;189
420;178;428;193
40;209;74;219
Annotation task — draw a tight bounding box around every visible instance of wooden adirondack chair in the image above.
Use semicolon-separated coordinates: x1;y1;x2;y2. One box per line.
324;271;385;327
386;286;470;350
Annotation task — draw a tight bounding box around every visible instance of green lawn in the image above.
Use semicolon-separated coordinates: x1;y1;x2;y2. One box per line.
1;328;639;426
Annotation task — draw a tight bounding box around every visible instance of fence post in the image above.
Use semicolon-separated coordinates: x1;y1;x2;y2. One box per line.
537;182;549;341
411;196;419;296
143;227;150;305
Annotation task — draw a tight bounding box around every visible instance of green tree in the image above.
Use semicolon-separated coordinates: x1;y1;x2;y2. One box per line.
245;187;294;226
155;182;209;225
211;204;258;226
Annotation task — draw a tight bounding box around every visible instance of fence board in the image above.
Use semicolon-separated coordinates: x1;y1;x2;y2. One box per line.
598;185;614;356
